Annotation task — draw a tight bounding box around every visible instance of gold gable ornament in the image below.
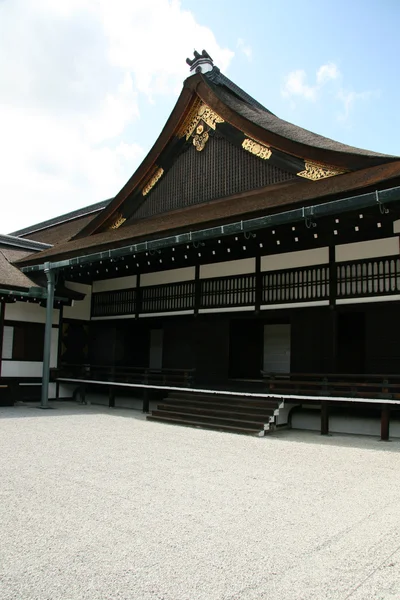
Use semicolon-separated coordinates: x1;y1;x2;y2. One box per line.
110;213;126;230
297;161;347;181
242;137;272;160
192;124;209;152
178;99;224;152
142;167;164;196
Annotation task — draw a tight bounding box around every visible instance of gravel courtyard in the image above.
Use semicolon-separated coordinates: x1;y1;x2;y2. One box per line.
1;402;400;600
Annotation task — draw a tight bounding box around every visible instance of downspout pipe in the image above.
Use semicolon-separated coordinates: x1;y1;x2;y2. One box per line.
40;263;56;409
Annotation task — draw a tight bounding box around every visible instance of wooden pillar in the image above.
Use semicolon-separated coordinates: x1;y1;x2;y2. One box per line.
108;386;115;408
328;245;337;374
143;388;149;413
321;401;329;435
135;273;142;319
255;254;262;312
0;299;4;378
380;404;390;441
194;264;200;316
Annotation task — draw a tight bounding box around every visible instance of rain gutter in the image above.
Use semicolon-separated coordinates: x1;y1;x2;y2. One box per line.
21;186;400;274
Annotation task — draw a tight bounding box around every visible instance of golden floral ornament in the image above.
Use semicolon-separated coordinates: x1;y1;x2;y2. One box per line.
178;98;224;141
110;213;126;230
142;167;164;196
242;137;272;160
297;161;347;181
192;124;209;152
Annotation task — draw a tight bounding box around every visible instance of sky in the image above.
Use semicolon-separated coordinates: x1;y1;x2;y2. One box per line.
1;0;399;234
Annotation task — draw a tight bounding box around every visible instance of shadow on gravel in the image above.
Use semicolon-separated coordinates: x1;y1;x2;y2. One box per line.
268;428;400;452
2;402;400;453
0;400;149;421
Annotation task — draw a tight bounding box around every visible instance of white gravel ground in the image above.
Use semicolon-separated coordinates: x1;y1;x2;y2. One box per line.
1;402;400;600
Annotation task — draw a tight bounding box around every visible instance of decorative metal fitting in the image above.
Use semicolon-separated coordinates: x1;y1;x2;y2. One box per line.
376;190;389;215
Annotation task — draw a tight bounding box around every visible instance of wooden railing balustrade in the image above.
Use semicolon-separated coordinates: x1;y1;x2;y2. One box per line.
91;254;400;317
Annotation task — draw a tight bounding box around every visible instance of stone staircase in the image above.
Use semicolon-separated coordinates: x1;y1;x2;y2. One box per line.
147;391;285;436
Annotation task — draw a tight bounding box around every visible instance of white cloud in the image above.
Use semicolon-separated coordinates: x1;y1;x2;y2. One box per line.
316;62;340;85
0;0;234;233
337;89;378;121
282;62;341;102
237;38;252;61
282;69;317;101
281;62;377;121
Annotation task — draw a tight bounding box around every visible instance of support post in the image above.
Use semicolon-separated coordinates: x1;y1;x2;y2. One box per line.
143;388;149;413
380;404;390;441
0;299;5;378
109;386;115;408
255;254;262;312
321;401;329;435
194;264;200;316
40;263;56;409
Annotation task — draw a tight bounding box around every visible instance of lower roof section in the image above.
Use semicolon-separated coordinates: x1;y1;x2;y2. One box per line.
18;168;400;271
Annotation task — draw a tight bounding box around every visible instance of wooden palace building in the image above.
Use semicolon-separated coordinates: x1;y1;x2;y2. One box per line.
3;50;400;437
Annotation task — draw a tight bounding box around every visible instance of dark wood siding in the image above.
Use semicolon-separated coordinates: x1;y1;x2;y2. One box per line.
130;133;296;221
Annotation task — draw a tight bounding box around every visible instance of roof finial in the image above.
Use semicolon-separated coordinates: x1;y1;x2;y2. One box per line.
186;49;214;74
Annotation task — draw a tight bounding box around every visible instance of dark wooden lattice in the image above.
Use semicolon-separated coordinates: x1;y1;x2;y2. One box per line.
130;133;296;221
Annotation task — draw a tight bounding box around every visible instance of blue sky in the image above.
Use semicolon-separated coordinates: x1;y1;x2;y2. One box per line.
1;0;399;233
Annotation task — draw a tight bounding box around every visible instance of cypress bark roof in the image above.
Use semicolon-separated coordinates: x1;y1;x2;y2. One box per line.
205;68;391;159
16;160;400;267
10;199;111;244
0;251;38;290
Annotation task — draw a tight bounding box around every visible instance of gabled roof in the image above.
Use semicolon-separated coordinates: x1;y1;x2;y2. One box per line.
10;199;111;244
0;250;38;291
73;53;397;240
17;160;400;267
0;233;51;252
15;50;399;269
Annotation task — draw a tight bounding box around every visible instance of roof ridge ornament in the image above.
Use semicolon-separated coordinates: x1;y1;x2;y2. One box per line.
186;49;214;74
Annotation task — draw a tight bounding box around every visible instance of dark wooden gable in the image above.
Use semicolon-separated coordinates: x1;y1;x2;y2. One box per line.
126;132;297;223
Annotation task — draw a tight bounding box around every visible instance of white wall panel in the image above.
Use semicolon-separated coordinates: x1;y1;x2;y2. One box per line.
5;302;59;324
1;361;43;377
63;282;92;321
261;248;329;272
200;258;255;279
92;275;137;293
335;237;399;262
141;267;195;287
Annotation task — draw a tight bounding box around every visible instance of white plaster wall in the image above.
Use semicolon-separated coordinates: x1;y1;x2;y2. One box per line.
1;361;43;377
335;237;399;262
0;327;58;376
63;282;92;321
393;220;400;234
92;275;137;293
261;247;329;272
200;258;255;279
141;267;195;287
5;301;59;325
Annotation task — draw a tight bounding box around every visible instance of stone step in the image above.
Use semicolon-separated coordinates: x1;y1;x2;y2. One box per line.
158;403;276;419
147;415;265;436
151;409;268;430
166;392;281;410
